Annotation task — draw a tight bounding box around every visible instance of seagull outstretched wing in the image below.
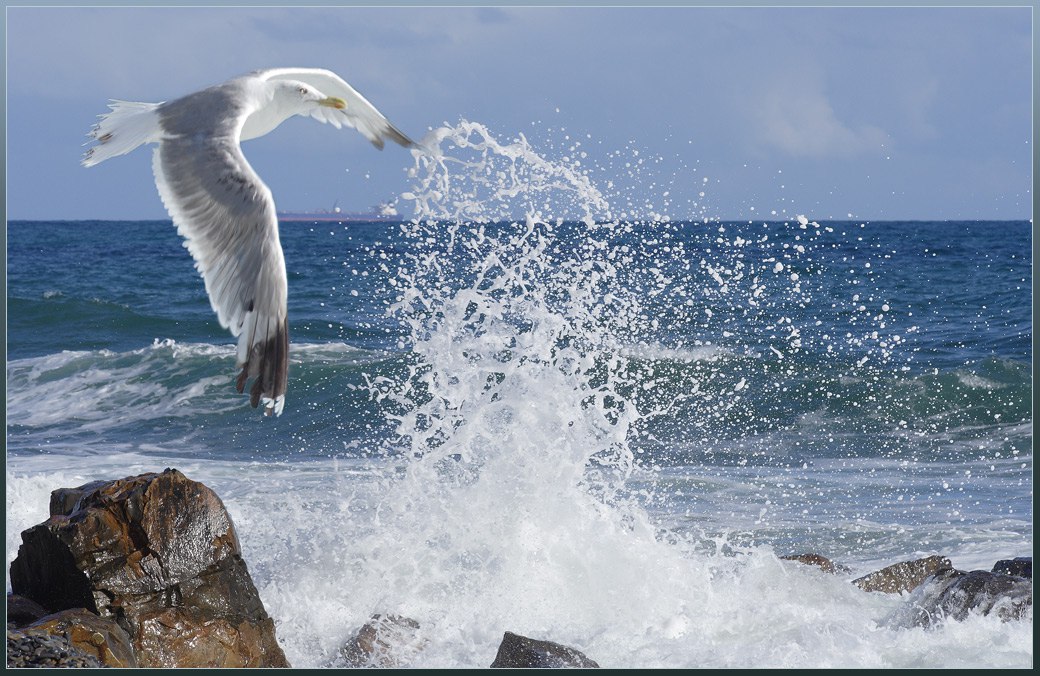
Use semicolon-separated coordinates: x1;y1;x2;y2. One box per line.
258;67;414;149
152;95;288;416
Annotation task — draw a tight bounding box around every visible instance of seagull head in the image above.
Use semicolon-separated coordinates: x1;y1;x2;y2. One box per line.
274;80;347;113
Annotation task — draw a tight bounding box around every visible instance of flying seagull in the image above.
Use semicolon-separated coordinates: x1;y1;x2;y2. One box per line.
83;67;414;416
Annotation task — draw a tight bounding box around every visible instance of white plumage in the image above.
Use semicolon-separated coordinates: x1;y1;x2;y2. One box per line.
83;68;414;416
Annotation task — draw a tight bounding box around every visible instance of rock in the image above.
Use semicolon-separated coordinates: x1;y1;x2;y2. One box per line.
9;521;96;615
779;553;851;574
133;606;288;668
17;608;137;667
893;568;1033;628
490;631;600;668
7;628;105;668
6;594;49;628
339;614;426;668
9;468;290;668
48;480;109;518
852;555;952;594
992;557;1031;579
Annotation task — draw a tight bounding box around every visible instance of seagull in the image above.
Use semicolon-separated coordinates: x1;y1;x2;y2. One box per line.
83;67;414;416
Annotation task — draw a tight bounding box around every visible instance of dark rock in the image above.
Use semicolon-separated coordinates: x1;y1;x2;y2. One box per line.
6;594;50;628
8;468;290;668
779;553;851;574
852;555;952;594
19;608;137;667
491;631;599;668
992;557;1031;579
9;520;97;615
49;480;109;518
340;614;426;668
893;568;1033;628
7;628;105;668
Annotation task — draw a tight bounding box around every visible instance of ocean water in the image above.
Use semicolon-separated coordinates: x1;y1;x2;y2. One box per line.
5;121;1032;668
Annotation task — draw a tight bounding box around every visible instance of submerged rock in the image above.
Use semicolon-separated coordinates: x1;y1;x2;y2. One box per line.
339;614;426;668
779;553;851;574
9;468;289;668
992;557;1031;579
852;555;952;594
491;631;600;668
892;568;1033;628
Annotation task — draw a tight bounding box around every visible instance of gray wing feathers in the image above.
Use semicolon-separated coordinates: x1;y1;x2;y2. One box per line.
151;133;289;415
151;140;286;335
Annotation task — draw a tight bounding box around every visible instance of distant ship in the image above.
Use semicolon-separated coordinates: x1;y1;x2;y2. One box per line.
277;201;402;223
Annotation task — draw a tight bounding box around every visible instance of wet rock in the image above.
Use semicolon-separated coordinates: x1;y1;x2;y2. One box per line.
339;614;426;668
133;606;288;668
852;555;952;594
893;568;1033;628
6;594;49;628
7;628;105;668
17;608;137;667
779;553;851;574
491;631;600;668
8;468;289;668
992;557;1031;579
48;479;109;518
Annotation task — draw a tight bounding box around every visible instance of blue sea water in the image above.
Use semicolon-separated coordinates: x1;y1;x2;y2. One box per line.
5;123;1032;667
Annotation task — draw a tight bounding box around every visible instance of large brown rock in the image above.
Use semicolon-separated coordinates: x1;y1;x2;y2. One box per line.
852;555;952;594
8;468;289;668
490;631;600;668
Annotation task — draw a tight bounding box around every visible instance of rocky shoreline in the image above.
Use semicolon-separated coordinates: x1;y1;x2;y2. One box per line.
6;469;1032;668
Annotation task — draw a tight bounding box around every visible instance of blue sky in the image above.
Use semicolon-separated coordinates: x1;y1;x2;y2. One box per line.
4;5;1033;221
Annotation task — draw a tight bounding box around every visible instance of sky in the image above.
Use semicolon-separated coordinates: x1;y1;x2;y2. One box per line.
4;4;1034;221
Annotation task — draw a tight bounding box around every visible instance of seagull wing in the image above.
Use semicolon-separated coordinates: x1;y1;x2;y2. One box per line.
151;100;289;416
257;67;414;149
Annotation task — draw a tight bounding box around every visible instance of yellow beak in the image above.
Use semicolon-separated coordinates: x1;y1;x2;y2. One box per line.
319;96;347;110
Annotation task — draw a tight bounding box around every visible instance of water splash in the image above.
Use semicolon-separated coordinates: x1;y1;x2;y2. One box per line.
316;120;993;666
401;120;609;224
385;120;924;480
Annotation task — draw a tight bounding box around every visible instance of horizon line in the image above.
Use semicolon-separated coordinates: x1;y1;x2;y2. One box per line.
5;216;1034;224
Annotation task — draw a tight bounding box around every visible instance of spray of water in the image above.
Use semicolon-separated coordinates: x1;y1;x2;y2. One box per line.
341;123;690;664
303;120;959;667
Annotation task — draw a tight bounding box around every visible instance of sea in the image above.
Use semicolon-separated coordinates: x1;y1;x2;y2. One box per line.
5;121;1033;668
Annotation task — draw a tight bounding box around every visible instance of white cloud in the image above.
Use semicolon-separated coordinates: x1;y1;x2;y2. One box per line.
899;76;940;142
749;75;891;159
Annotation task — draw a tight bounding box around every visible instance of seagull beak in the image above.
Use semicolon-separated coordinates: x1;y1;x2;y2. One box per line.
319;96;347;110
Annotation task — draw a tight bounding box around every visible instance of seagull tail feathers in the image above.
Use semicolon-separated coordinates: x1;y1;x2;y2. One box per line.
82;100;162;167
236;316;289;417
